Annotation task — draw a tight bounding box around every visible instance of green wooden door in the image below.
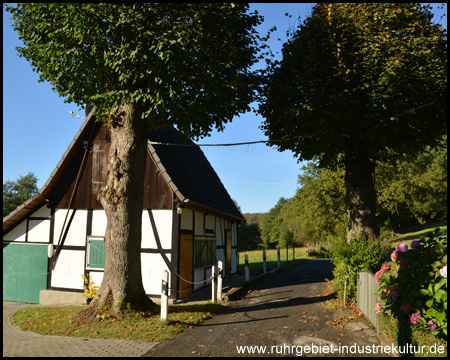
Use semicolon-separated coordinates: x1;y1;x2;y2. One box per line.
3;243;48;303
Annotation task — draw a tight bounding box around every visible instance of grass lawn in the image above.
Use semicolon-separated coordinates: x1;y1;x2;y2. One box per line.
390;220;447;250
13;303;225;341
237;246;316;274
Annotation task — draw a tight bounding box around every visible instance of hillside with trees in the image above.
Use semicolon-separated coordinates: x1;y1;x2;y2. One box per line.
239;135;447;250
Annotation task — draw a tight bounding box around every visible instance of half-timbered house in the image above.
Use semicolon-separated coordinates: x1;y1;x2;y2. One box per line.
3;108;243;304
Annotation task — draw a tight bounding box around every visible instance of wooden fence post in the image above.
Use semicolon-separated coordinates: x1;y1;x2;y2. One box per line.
277;247;280;269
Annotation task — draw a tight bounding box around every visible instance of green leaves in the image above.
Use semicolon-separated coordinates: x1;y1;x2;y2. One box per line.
376;229;447;340
3;172;39;217
258;3;447;167
7;3;264;138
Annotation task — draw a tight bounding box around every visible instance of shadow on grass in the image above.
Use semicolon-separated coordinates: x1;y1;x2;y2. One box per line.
395;221;447;235
238;259;308;275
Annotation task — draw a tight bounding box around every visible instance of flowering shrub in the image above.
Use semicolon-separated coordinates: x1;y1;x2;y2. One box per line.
81;273;100;301
375;228;447;340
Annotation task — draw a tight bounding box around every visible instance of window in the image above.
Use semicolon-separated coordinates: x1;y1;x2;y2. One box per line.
86;237;105;270
194;237;216;268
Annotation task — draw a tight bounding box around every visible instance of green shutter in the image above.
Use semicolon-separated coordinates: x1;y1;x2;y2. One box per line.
88;239;105;269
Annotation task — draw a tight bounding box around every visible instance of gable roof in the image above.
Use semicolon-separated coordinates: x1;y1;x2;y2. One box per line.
3;112;243;234
148;128;243;220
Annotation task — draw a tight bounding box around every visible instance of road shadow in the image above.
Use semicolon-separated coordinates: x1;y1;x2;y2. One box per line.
229;289;336;316
225;259;336;316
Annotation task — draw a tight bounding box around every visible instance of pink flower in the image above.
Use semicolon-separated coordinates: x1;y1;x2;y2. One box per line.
400;302;412;314
410;240;420;249
375;263;391;282
391;250;401;262
396;243;408;253
410;313;421;325
426;320;437;330
440;266;447;278
375;303;383;314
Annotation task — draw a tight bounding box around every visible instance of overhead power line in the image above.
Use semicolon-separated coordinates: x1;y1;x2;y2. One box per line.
148;136;305;147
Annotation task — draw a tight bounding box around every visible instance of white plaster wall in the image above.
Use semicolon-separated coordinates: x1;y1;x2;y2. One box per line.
194;267;212;291
180;208;193;230
27;219;51;243
194;211;204;236
89;271;104;289
51;249;85;290
91;210;107;237
216;248;226;268
53;209;87;246
141;253;172;295
141;210;173;249
32;205;51;218
205;215;215;231
3;219;27;242
215;218;225;245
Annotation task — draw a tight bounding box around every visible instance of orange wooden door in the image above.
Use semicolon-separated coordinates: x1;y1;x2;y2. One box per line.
179;234;193;298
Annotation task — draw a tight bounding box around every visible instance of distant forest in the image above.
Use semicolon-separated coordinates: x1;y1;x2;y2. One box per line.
238;135;447;251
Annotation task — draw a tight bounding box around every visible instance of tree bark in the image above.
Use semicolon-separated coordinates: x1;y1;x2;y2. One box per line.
345;139;379;243
95;103;155;314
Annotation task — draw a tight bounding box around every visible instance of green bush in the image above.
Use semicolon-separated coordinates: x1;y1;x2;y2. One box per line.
328;232;391;301
375;229;447;337
374;228;447;352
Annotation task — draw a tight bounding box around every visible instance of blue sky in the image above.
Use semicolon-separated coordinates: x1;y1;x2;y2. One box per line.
3;4;447;214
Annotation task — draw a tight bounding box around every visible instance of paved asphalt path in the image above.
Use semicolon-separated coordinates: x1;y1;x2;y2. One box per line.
143;259;390;357
4;259;391;357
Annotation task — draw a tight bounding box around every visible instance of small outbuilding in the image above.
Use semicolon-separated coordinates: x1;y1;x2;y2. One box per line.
3;108;243;304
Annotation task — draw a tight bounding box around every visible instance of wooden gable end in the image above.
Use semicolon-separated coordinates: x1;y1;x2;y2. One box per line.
143;153;173;210
53;123;173;210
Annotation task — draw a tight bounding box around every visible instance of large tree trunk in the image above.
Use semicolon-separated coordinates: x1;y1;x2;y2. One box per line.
345;139;379;243
94;103;155;314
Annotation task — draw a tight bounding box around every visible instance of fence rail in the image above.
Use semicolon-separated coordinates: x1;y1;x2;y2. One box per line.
357;271;380;335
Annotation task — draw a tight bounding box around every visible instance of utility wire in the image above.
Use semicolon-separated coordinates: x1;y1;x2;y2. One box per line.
148;136;304;147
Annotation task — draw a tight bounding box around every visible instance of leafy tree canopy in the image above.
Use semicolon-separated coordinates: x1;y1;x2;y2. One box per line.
376;134;447;227
8;3;265;138
3;172;39;217
258;3;447;167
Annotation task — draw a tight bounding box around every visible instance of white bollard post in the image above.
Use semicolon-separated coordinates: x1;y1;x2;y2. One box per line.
245;254;250;281
161;270;169;323
211;265;217;303
263;250;267;274
277;247;280;269
217;261;223;302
